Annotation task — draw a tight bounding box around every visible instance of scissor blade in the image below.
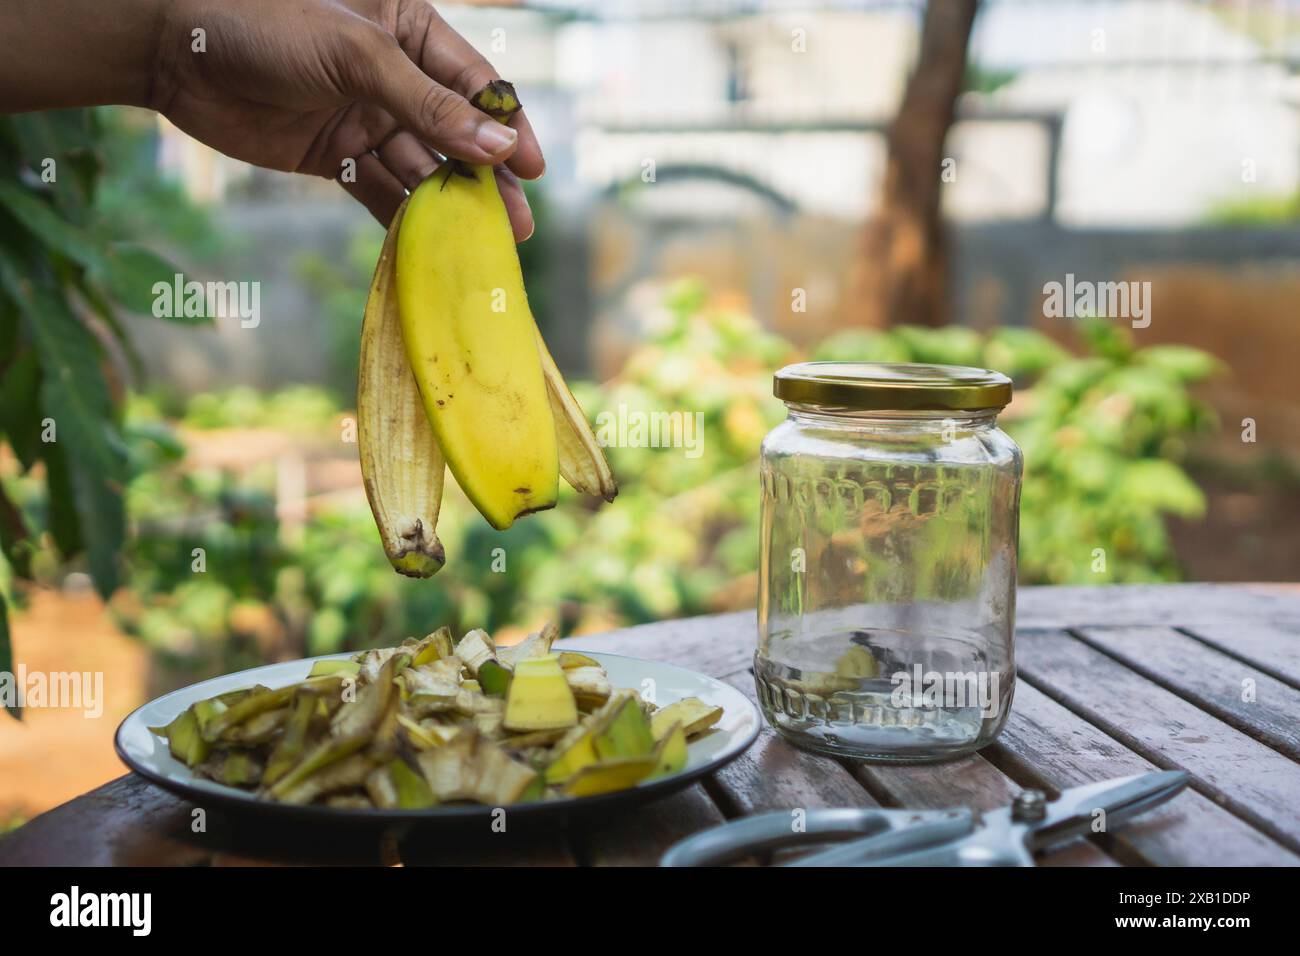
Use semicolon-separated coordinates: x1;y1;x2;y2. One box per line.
1029;770;1190;850
786;811;974;867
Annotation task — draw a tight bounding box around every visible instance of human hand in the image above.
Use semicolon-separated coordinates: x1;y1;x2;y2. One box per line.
150;0;543;238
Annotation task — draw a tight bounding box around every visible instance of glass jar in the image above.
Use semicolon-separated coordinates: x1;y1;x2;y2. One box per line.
756;362;1022;762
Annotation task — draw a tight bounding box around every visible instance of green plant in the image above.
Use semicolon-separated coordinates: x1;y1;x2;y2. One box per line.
0;108;213;712
815;320;1219;582
1203;190;1300;226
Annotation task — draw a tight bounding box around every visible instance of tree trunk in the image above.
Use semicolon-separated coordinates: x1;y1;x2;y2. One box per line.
854;0;979;329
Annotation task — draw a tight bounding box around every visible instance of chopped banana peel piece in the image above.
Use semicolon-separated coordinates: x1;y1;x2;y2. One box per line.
544;691;635;784
835;645;880;679
650;697;723;740
477;660;511;696
200;750;265;787
594;697;656;759
365;763;399;809
454;688;504;718
565;665;611;710
557;651;601;670
497;622;559;670
309;659;361;679
325;794;374;810
474;711;504;737
278;754;374;806
652;723;689;779
357;647;408;685
264;692;320;786
151;707;210;767
367;758;437;809
564;755;658;797
504;655;578;732
403;665;460;715
332;653;408;740
504;726;568;749
149;623;725;808
200;685;295;742
417;730;537;805
412;627;454;666
221;706;291;747
191;697;227;737
456;629;498;677
395;713;452;750
545;732;598;785
391;758;437;808
267;735;368;802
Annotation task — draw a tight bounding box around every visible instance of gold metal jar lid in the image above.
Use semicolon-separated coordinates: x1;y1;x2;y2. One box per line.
773;362;1013;411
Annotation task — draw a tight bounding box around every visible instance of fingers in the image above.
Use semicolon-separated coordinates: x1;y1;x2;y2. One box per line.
494;166;535;242
366;135;534;242
375;130;441;191
338;151;406;226
347;26;519;168
406;12;546;180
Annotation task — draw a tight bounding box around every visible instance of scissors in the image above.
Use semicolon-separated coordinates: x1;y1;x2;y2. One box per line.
661;770;1190;867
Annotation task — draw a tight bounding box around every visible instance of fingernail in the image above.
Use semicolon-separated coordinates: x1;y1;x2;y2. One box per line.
475;121;517;156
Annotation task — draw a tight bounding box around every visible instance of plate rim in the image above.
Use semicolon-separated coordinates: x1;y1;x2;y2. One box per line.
114;649;761;825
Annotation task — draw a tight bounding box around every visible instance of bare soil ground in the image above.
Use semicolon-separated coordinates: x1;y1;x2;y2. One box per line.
0;589;149;828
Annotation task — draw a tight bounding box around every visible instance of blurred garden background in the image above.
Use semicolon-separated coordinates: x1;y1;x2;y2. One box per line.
3;0;1300;822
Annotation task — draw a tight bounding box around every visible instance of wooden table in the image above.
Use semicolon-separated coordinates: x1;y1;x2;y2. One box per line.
3;583;1299;866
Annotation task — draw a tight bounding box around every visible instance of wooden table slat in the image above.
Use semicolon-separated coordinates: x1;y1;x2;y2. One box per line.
987;681;1298;866
1075;625;1300;761
1017;628;1300;854
1178;619;1300;690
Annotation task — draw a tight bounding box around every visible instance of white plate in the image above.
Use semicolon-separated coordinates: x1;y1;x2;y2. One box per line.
115;650;761;827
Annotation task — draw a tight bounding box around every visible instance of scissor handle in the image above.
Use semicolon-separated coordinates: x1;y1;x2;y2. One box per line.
660;807;967;867
786;812;975;867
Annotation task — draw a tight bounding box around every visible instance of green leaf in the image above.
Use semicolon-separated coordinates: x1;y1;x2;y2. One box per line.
1138;345;1221;384
101;243;205;323
0;178;103;270
0;593;17;720
42;440;84;559
0;348;42;469
1115;460;1205;518
982;327;1070;379
6;110;101;218
0;253;126;598
812;329;910;364
0;483;33;580
1078;318;1134;362
66;453;125;596
68;265;143;376
893;325;984;366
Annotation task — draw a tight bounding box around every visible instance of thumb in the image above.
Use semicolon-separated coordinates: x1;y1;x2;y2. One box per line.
348;29;517;165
